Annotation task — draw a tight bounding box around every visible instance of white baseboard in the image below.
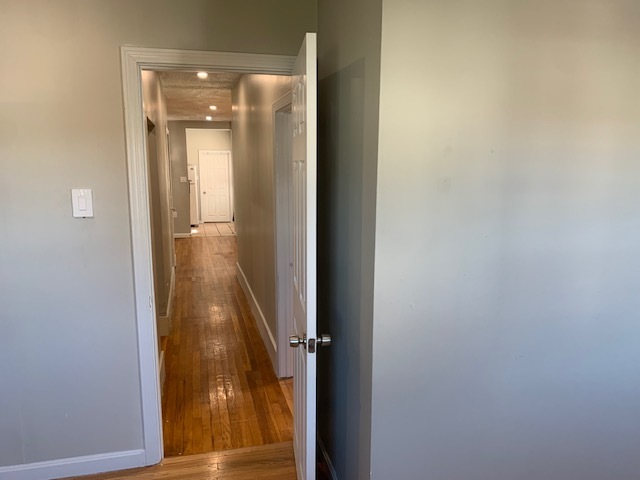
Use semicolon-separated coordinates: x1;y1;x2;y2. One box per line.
317;435;339;480
0;449;146;480
173;232;191;238
236;262;277;371
157;267;175;336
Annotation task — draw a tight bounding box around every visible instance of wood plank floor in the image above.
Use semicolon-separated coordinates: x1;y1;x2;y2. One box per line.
190;222;236;237
73;441;297;479
68;234;334;480
162;235;292;456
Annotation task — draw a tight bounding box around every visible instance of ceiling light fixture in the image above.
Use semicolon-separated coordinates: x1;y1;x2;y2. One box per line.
205;115;213;121
209;105;217;111
197;71;208;79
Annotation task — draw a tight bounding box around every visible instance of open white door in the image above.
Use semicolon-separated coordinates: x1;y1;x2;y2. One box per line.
290;32;318;480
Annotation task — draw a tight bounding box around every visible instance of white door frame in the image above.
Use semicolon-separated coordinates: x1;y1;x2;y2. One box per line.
120;46;295;466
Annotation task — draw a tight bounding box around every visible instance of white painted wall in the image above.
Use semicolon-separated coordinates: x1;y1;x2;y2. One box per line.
370;1;640;479
232;74;291;362
185;128;232;165
0;0;315;472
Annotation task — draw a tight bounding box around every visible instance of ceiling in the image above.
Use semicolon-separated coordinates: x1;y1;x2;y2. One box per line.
158;71;241;122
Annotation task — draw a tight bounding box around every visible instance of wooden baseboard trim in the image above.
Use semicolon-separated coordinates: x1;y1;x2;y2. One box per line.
0;449;146;480
173;232;191;238
236;262;277;371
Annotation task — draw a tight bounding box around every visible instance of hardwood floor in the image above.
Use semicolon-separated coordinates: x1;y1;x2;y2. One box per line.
74;441;297;479
162;235;292;456
70;235;297;480
190;222;236;237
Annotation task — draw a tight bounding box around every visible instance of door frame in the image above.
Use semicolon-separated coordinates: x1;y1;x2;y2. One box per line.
198;149;233;223
120;46;295;466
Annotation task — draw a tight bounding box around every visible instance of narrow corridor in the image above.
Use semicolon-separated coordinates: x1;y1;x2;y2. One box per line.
161;235;293;456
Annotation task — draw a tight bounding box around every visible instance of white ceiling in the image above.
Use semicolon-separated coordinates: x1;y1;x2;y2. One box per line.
158;71;241;122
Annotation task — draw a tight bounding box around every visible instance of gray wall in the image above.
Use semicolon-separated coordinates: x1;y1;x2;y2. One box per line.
370;1;640;479
142;70;173;317
232;74;291;350
316;1;382;479
168;121;230;234
0;0;315;469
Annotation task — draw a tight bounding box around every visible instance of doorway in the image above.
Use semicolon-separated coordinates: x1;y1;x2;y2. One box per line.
144;68;294;458
121;46;300;465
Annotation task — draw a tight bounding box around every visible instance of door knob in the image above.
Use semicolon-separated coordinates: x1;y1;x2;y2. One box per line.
289;334;307;349
289;333;331;353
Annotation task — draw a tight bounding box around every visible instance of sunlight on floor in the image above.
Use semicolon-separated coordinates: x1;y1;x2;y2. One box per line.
190;222;235;237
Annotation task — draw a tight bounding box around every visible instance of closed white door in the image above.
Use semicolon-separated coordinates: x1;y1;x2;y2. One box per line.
290;32;318;480
199;150;231;222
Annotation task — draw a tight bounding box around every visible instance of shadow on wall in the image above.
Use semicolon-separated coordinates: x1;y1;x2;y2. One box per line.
317;58;374;480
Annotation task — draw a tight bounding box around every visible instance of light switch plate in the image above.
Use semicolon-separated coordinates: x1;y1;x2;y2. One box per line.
71;188;94;218
180;176;188;183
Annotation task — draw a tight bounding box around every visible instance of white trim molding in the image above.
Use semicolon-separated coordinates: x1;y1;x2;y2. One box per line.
236;262;278;370
121;46;295;75
0;450;145;480
173;232;191;239
121;45;164;468
120;45;295;468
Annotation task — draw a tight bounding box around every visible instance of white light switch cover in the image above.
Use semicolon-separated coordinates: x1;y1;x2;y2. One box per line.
180;176;188;183
71;188;94;218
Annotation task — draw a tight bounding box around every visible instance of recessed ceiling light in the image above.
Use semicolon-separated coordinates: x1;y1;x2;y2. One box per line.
205;116;213;121
197;72;208;79
209;105;217;111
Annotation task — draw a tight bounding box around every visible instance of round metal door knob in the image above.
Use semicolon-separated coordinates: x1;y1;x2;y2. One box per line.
289;335;306;348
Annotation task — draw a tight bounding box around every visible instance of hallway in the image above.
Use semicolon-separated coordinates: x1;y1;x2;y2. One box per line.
161;235;293;456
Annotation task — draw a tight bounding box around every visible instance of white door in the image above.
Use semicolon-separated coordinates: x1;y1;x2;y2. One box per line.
199;150;232;222
290;32;318;480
